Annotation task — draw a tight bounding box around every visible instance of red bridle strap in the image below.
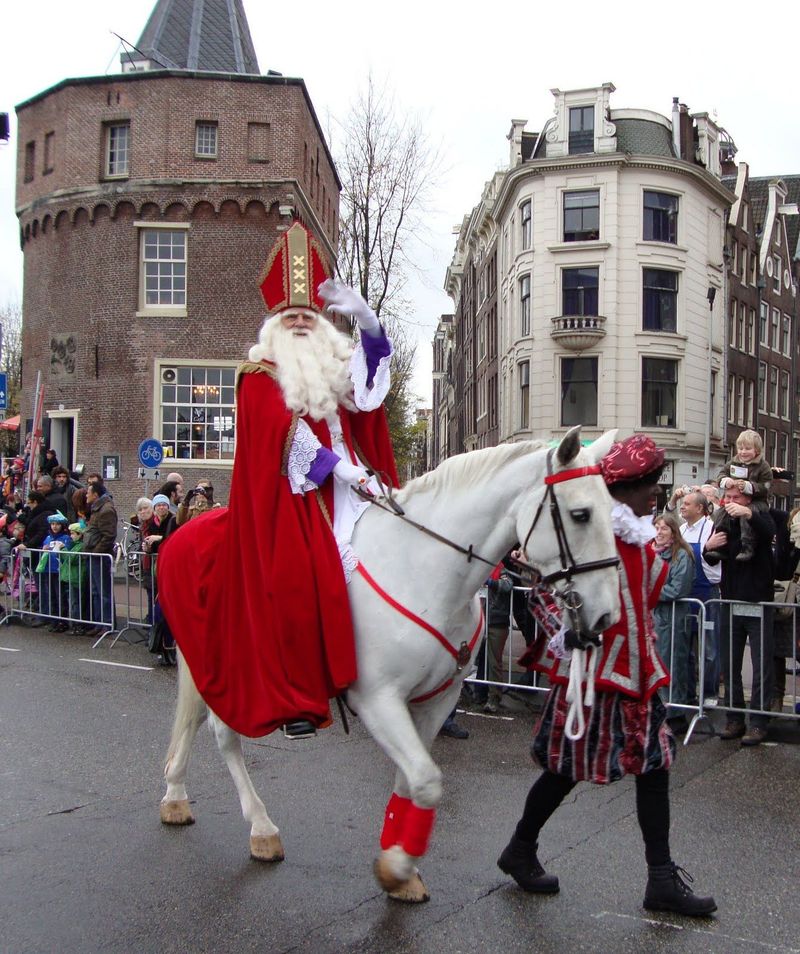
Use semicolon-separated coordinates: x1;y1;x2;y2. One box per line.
355;561;484;705
544;464;602;486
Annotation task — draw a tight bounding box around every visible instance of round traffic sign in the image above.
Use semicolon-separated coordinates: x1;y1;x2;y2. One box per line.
138;438;164;468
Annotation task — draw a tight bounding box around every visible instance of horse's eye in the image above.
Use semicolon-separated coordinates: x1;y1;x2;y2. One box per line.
569;508;591;524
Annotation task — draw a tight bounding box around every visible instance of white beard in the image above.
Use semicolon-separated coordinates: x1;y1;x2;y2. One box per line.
248;313;357;420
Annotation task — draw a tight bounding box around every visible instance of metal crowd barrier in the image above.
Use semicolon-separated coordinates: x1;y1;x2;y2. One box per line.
464;586;555;710
465;586;800;745
115;548;157;646
704;597;800;733
0;547;118;649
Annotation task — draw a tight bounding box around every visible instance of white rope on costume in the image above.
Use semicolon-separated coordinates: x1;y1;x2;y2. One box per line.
564;645;599;742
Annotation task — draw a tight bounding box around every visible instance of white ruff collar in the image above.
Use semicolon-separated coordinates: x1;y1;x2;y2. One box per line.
611;502;657;546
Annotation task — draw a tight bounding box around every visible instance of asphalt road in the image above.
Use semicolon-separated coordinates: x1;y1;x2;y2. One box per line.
1;624;799;954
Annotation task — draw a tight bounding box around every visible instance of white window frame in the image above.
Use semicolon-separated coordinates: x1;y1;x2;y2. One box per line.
520;199;532;250
519;274;531;336
641;356;679;429
758;361;767;412
195;121;218;158
105;122;130;178
727;374;735;424
780;370;790;419
518;360;530;430
156;359;239;465
136;222;190;317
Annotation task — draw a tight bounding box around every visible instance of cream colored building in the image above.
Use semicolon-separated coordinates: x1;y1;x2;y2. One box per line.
445;83;738;487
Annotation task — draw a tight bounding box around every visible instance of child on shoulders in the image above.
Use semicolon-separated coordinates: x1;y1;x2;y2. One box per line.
715;429;771;562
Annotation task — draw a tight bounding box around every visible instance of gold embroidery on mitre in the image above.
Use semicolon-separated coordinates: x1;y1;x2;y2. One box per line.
287;224;311;308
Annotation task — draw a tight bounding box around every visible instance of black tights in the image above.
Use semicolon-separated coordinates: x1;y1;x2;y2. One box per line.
514;768;671;866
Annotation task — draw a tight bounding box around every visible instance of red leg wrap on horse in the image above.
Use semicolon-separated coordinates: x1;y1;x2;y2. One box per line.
380;793;411;849
401;804;436;857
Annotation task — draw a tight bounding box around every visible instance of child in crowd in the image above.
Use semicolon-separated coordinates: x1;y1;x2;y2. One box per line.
37;512;72;631
60;523;88;634
715;429;772;562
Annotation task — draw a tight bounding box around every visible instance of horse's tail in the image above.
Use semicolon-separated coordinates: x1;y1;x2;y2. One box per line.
165;651;207;775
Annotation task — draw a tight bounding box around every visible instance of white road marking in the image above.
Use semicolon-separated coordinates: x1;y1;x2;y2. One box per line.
79;658;154;671
458;709;515;722
593;911;800;953
0;646;22;652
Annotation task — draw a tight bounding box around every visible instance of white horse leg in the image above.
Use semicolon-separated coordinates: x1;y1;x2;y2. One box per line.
161;655;207;825
207;713;284;863
354;688;448;900
379;685;464;904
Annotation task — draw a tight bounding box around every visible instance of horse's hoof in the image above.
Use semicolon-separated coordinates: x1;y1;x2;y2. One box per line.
387;871;430;903
160;799;195;825
250;833;284;862
373;853;406;892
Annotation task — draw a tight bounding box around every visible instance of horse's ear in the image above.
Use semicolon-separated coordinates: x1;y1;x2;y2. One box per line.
555;425;582;466
585;429;619;465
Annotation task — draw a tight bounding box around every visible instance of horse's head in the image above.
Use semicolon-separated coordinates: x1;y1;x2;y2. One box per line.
515;426;621;637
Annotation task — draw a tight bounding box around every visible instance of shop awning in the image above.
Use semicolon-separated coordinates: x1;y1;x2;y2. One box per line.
0;414;20;431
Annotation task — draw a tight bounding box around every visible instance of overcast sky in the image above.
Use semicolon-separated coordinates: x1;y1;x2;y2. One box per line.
2;0;798;403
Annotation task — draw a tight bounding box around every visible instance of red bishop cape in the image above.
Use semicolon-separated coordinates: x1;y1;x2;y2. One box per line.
157;362;398;737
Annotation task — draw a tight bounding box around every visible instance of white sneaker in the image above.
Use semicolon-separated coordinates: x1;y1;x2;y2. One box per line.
704;698;718;708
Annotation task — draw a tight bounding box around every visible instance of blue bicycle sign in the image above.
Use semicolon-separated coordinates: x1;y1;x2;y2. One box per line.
138;438;164;468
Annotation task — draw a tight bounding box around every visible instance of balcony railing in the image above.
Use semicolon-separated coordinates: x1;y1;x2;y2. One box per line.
550;314;606;351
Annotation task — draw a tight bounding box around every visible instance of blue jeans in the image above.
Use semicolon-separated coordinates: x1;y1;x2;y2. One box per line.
87;554;114;627
720;604;773;729
686;590;721;702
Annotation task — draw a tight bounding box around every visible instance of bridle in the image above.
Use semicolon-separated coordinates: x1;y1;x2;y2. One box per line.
516;449;619;637
521;449;620;586
356;449;619;609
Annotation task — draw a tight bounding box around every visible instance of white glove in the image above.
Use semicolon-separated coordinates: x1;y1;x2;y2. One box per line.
318;279;380;334
332;459;369;487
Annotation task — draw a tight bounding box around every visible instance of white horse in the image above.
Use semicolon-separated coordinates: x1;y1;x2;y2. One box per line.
160;426;621;902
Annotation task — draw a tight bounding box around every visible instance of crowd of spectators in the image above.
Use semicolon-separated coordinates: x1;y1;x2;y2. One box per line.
658;430;800;745
0;455;223;644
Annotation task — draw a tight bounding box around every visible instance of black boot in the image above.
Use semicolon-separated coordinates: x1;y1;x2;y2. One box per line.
497;835;559;893
644;862;716;916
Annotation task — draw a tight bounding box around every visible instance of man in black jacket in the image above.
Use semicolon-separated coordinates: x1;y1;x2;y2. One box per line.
18;490;57;550
35;475;68;519
704;486;775;746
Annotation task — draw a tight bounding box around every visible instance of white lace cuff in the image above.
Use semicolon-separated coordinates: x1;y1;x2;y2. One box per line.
287;419;321;494
350;338;392;412
339;542;359;583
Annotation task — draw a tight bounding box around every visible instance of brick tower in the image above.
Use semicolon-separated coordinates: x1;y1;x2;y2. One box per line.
15;0;339;514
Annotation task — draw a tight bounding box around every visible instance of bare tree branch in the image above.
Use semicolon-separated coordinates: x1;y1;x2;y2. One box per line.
332;76;440;479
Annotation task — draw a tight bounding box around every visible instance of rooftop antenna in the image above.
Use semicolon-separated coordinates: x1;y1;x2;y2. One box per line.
110;31;171;72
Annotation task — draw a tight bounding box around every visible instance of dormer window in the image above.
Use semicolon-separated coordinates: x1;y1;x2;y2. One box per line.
569;106;594;154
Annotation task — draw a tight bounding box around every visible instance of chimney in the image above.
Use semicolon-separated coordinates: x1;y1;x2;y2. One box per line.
671;97;681;157
507;119;527;168
679;104;693;163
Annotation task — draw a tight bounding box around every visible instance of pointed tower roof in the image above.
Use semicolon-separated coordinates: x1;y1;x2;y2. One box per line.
124;0;260;75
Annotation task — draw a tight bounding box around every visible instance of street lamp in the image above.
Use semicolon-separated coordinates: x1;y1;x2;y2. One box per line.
703;286;716;478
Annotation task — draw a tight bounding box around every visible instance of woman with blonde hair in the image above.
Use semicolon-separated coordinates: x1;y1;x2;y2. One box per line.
653;511;695;733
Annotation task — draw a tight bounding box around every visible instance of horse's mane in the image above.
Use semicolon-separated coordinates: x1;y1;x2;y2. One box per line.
397;440;549;503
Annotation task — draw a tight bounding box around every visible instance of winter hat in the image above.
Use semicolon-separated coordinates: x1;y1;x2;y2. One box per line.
152;494;171;507
68;523;85;536
49;512;68;526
